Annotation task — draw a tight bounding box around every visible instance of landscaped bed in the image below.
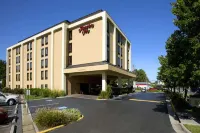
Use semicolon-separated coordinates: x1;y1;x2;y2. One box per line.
34;108;83;131
184;124;200;133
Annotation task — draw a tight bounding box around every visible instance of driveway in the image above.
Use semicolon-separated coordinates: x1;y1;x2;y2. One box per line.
28;92;175;133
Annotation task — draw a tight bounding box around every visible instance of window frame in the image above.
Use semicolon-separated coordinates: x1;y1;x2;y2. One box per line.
45;36;48;45
45;47;48;56
27;63;29;71
41;71;44;80
45;59;48;68
27;53;29;61
45;70;48;80
41;37;44;46
30;72;32;80
30;62;32;70
41;48;44;57
41;59;44;68
27;73;29;81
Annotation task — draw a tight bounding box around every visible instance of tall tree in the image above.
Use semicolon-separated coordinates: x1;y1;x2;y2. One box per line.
0;60;6;88
133;69;149;82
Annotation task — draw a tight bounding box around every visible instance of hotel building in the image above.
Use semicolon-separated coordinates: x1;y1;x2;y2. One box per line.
6;10;135;95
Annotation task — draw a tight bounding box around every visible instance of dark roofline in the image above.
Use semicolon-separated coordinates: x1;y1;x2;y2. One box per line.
18;20;70;43
70;9;103;24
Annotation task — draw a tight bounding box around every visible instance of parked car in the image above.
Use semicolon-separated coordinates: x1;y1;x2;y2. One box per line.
0;107;8;123
141;88;146;93
0;91;19;106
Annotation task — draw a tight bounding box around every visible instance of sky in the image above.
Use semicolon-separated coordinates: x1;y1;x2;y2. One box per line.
0;0;176;81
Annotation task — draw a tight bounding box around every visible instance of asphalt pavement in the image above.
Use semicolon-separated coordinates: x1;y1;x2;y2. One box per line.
0;105;16;133
28;92;175;133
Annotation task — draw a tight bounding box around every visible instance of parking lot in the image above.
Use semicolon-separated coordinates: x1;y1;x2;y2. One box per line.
28;94;175;133
0;104;16;133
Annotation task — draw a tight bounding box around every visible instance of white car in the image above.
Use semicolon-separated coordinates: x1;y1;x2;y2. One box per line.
0;92;19;106
141;88;146;92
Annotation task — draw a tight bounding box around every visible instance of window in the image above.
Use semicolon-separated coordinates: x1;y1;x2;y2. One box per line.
45;59;48;68
30;72;32;80
121;59;122;68
16;74;17;81
9;75;10;81
27;43;29;51
27;73;29;81
69;30;72;40
16;56;20;64
45;84;48;88
30;52;32;60
41;37;44;46
68;43;72;53
30;62;32;70
45;36;48;44
9;59;11;65
18;74;20;81
117;57;120;67
16;74;20;81
121;47;123;56
27;85;29;89
16;57;18;64
118;45;120;55
41;71;44;80
107;36;110;48
16;85;17;88
45;47;48;56
30;85;32;89
41;84;44;89
9;67;10;73
19;56;20;63
68;56;72;66
45;70;48;79
27;63;29;71
107;50;110;63
41;60;44;68
9;85;10;88
41;48;44;57
16;65;20;72
27;53;29;61
107;21;109;33
16;66;18;72
9;51;11;57
30;42;32;50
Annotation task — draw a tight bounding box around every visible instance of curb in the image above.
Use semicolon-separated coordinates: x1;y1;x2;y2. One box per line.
167;99;191;133
10;103;19;133
180;124;192;133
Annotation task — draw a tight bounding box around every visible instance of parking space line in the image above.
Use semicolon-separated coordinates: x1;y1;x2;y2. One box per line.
29;103;59;108
129;99;161;103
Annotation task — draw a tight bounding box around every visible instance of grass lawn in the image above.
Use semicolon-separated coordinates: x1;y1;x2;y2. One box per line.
184;124;200;133
25;95;47;100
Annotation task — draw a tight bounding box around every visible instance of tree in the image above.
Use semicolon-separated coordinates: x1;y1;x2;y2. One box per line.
0;59;6;80
133;69;149;82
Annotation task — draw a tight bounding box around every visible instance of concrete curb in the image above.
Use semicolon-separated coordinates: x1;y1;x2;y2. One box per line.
10;103;19;133
180;124;192;133
26;102;39;133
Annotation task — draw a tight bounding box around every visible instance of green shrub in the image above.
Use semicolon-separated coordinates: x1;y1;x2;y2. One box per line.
12;88;24;94
2;87;12;93
41;89;51;97
98;85;112;99
50;90;60;98
34;108;82;128
30;88;42;96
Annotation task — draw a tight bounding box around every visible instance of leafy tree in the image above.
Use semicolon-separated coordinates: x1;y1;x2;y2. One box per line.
133;69;149;82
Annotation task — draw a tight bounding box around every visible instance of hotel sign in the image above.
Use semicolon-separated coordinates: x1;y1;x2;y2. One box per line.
79;24;94;35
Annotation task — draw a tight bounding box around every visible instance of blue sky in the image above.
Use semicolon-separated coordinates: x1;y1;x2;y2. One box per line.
0;0;176;81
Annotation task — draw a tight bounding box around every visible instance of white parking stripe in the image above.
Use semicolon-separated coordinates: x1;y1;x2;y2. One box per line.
29;103;59;108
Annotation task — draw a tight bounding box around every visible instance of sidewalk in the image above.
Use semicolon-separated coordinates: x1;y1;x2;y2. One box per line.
21;95;37;133
166;100;188;133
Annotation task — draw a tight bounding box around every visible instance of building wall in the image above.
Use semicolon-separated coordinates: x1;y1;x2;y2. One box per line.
108;20;114;64
69;18;103;65
53;29;62;90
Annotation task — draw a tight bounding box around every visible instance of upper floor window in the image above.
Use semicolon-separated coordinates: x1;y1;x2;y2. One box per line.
69;31;72;40
68;43;72;53
27;43;29;51
16;47;20;55
30;62;32;70
41;37;44;46
27;63;29;71
41;71;44;80
16;65;20;72
30;72;32;80
9;75;11;81
45;47;48;56
41;48;44;57
45;59;48;68
107;21;109;33
45;70;48;80
8;51;11;57
68;56;72;66
107;36;110;48
45;84;48;88
121;59;122;68
9;67;11;73
107;50;110;63
16;56;20;64
27;73;29;81
30;52;32;60
27;53;29;61
117;57;120;67
45;36;48;45
121;47;123;56
9;59;11;65
30;42;32;50
41;59;44;68
118;45;120;55
117;32;121;44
